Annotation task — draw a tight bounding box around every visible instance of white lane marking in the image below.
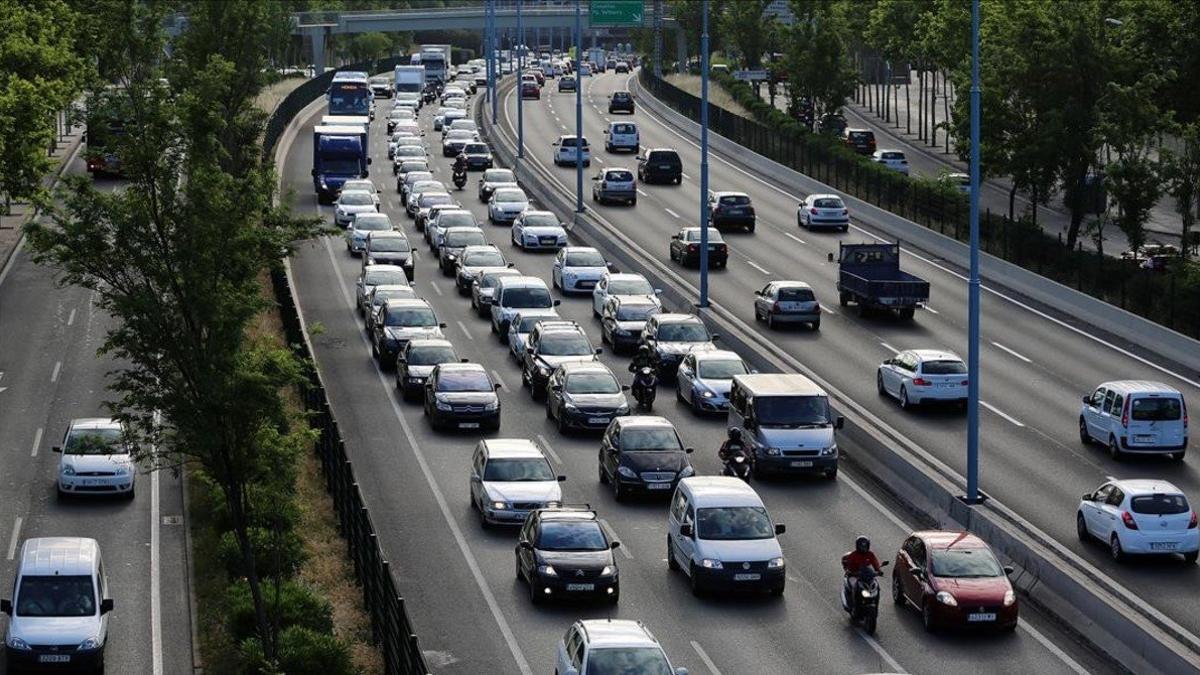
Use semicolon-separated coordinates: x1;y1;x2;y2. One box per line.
636;188;647;196
598;519;633;560
430;280;444;296
681;172;692;180
6;517;22;560
30;427;42;457
665;208;681;219
150;433;163;675
318;237;534;674
923;305;939;315
50;361;61;383
992;341;1032;363
67;308;76;326
820;305;836;315
535;434;563;465
880;342;899;354
490;369;507;390
784;232;806;245
1018;619;1091;675
689;641;723;675
745;260;770;275
981;400;1025;427
594;156;604;164
457;320;474;340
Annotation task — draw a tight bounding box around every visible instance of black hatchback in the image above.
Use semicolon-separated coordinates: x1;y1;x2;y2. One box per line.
423;363;502;431
516;507;621;605
608;90;634;114
637;148;682;185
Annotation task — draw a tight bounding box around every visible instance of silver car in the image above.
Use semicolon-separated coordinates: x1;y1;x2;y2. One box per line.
488;187;530;224
753;281;821;330
676;350;750;414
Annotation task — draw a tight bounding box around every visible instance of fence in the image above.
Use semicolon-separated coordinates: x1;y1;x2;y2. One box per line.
639;69;1200;339
263;58;431;675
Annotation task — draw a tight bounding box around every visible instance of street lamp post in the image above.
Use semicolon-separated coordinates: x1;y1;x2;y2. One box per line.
517;0;524;160
698;0;710;306
965;0;982;504
489;0;498;124
574;0;584;213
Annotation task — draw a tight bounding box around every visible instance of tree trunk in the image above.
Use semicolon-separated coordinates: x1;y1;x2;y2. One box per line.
1009;184;1017;223
929;69;937;148
943;71;951;153
226;483;274;662
917;70;924;141
905;79;911;135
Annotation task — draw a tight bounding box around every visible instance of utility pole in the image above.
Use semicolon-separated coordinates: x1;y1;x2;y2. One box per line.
965;0;982;504
575;0;584;213
489;0;498;124
653;0;663;77
698;0;710;306
517;0;525;160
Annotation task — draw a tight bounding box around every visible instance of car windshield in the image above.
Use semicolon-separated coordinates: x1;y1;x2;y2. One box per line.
400;162;427;173
1131;493;1189;515
421;194;453;208
65;427;125;455
696;507;774;541
612;92;631;101
385;308;436;327
503;287;553;308
16;575;96;617
464;144;489;154
929;548;1004;578
481;272;517;288
339;192;374;206
537;521;608;551
406;346;456;366
586;648;671;675
718;195;750;206
447;131;475;140
921;360;967;375
777;287;815;301
621;427;681;451
754;395;831;427
523;213;559;228
364;270;408;286
565;251;606;267
494;189;526;203
539;333;592;356
437;370;492;392
1131;397;1182;421
605;170;634;182
411;181;442;193
849;131;873;141
608;278;653;295
483;458;554;482
565;372;621;394
370;238;409;252
446;231;487;247
438;213;476;228
484;169;515;183
395;146;424;156
464;251;505;267
616;304;658;321
698;360;747;380
405;173;433;185
657;322;708;342
342;181;374;192
353;215;391;231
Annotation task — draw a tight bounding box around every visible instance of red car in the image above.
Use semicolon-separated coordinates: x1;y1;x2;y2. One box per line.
520;82;541;100
892;531;1018;632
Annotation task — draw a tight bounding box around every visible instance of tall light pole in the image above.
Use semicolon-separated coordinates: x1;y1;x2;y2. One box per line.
574;0;584;213
489;0;498;124
698;0;710;306
517;0;524;160
965;0;982;504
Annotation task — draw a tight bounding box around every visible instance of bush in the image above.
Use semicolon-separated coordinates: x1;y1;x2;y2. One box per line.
191;473;302;535
240;626;354;675
219;526;307;580
225;579;333;643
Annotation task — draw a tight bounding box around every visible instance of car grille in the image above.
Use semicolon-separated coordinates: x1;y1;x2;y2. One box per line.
724;561;769;572
28;644;76;652
640;471;675;482
75;470;116;476
560;567;603;580
76;484;121;492
451;404;486;413
511;501;544;510
781;449;819;457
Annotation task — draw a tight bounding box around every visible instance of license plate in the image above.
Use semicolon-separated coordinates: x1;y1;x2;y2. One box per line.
1134;435;1156;443
1150;542;1178;551
579;281;596;288
708;244;721;250
539;237;556;244
588;417;608;424
566;583;594;591
83;479;101;485
968;612;997;622
39;655;71;663
790;461;813;468
460;422;480;429
727;208;744;214
734;573;761;581
658;164;671;170
647;482;672;490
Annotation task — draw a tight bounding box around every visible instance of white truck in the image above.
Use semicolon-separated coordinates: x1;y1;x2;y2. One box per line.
418;44;452;84
394;65;426;96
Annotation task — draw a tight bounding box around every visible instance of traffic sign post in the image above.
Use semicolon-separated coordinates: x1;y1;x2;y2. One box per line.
589;0;645;27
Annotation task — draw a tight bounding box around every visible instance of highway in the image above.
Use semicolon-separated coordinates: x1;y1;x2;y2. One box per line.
494;69;1200;642
279;77;1114;674
0;152;193;674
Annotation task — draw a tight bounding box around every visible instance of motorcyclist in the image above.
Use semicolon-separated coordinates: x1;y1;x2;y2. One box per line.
452;152;468;176
627;344;657;376
841;535;883;610
718;427;746;462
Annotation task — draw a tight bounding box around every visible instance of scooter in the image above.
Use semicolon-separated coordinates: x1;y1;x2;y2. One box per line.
452;169;468;190
631;366;657;411
842;560;889;635
722;448;752;482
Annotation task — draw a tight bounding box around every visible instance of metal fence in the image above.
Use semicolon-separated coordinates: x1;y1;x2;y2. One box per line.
263;58;431;675
639;69;1200;339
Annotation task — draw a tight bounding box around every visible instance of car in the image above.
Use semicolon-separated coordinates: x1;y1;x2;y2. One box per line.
552;247;611;294
364;284;418;336
414;192;458;230
796;194;850;231
521;322;601;398
339;179;379;206
371;298;446;367
355;264;409;315
667;476;787;596
404;180;446;217
491;276;559;338
442;86;467;103
333;189;378;227
873;149;910;175
397;169;434;198
437;226;488;275
386;111;412;134
818;112;848;135
361;231;415;281
753;281;821;329
591;168;637;205
511;210;568;250
470;439;565;527
552;135;591;167
369;75;393;98
546;362;630;433
386;129;417;158
707;191;756;232
892;530;1018;632
454;245;508;294
517;506;621;605
637;148;683;185
443;118;478;139
558;75;577;92
599;296;661;354
507;310;564;363
391;145;428;174
639;313;719;379
1077;479;1198;563
423;363;501;431
394;159;430;186
1079;381;1188;460
478;168;517;202
676;350;750;415
578;63;592;76
344;212;393;255
432;106;464;131
472;268;523;317
53;418;135;499
941;171;971;194
843;128;877;155
877;349;968;409
395;338;460;401
525;68;545;86
391;120;420;140
443;129;479;157
426;208;478;249
608;90;634;113
555;620;686;675
670;227;727;268
728;373;842;478
2;538;114;673
485;186;528;225
590;272;659;317
520;81;541;99
598;416;694;500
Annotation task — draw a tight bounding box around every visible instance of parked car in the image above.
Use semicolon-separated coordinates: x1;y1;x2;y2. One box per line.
670;227;728;267
707;191;756;232
423;363;502;431
591;168;637;205
637;148;683;185
892;530;1018;632
1077;479;1198;563
546;362;631;433
797;194;850;231
470;438;564;527
609;90;635;113
53;418;135;499
1079;381;1188;460
395;338;460;401
753;281;821;330
511;210;568;250
517;506;620;604
877;349;968;409
598;416;694;500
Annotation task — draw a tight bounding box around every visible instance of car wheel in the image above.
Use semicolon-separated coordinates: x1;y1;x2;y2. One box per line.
810;320;820;331
877;372;887;397
1185;551;1198;564
515;557;523;581
1076;513;1090;542
1172;449;1187;462
667;536;680;571
675;176;682;185
891;573;904;605
1110;534;1125;562
1078;418;1091;444
612;476;625;502
899;386;911;409
1108;435;1124;461
691;393;703;415
922;600;937;632
766;312;775;329
630;197;637;206
528;576;543;605
556;408;569;434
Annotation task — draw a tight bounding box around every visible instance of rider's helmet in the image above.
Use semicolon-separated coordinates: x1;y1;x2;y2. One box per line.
727;427;742;441
855;536;870;554
638;344;650;356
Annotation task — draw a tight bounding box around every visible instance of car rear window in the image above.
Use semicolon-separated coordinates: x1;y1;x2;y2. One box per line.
647;150;680;164
881;152;906;160
613;124;636;134
561;137;589;148
1131;493;1189;515
921;360;967;375
848;131;875;142
719;195;750;206
812;198;843;209
1130;397;1182;421
612;92;631;101
777;287;815;302
605;170;634;182
684;229;724;242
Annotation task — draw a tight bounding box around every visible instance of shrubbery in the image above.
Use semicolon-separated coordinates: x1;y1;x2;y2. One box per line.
239;626;354;675
225;579;333;642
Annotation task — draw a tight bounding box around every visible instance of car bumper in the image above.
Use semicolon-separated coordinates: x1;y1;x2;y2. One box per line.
431;409;500;429
481;506;539;524
688;391;729;412
529;573;619;600
929;602;1019;630
642;169;680;182
607;331;641;349
765;311;820;324
1120;530;1200;554
614;475;680;495
598;189;636;201
692;566;785;593
59;475;134;494
609;104;634;112
909;386;968;403
1119;436;1188;453
806;217;850;229
560;277;600;293
712;215;755;227
557;154;589;165
465;158;493;169
754;454;837;475
560;408;626;430
522;236;566;249
6;646;104;671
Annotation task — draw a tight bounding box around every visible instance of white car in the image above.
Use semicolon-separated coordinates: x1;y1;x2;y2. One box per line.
387;132;422;158
511;210;567;250
426;208;478;249
355;264;410;314
796;194;849;231
333;189;378;227
345;212;393;255
443;118;478;139
1077;479;1198;563
876;349;968;409
604;121;639;153
54;418;135;498
552;246;611;294
488;187;530;224
676;350;750;414
872;149;910;175
555;619;687;675
552;135;591;167
591;167;637;205
591;272;660;316
1079;380;1187;460
340;179;379;206
391;145;428;174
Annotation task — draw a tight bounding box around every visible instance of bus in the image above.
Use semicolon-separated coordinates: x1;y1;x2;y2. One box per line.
327;71;371;116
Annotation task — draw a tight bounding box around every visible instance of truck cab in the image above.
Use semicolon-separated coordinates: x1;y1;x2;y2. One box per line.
312;124;371;204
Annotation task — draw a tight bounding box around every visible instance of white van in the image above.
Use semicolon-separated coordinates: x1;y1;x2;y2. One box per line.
604;121;639;153
727;373;843;479
1079;380;1188;460
2;538;113;671
666;477;786;596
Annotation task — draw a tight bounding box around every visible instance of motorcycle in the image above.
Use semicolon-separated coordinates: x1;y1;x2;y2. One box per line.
452;169;468;190
722;448;752;482
631;366;658;410
842;560;889;635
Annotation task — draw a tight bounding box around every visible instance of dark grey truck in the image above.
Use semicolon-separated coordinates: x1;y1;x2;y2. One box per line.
835;242;929;319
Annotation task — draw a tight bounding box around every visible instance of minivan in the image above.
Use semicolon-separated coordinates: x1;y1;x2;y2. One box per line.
667;477;786;596
727;374;843;478
604;122;639;153
1080;380;1188;460
3;538;113;672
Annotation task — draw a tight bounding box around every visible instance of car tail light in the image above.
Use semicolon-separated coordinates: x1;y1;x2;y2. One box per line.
748;207;756;215
1121;396;1130;427
813;302;820;312
961;379;970;386
912;378;931;386
1121;511;1138;530
772;302;781;314
688;244;698;251
1183;399;1188;429
1188;511;1197;529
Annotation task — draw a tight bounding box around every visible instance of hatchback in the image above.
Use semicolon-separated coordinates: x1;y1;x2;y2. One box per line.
877;349;968;409
470;439;564;527
1077;479;1198;563
873;149;910;175
797;194;850;231
608;91;635;114
546;363;630;433
424;363;501;431
892;531;1018;632
488;187;531;224
552;135;591;167
591;168;637;205
676;351;750;415
843;128;877;155
555;620;686;675
54;419;135;499
753;281;821;330
517;507;620;605
552;247;612;294
707;191;756;232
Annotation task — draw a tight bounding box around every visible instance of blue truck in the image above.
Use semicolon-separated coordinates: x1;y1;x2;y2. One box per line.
311;124;371;204
836;242;930;319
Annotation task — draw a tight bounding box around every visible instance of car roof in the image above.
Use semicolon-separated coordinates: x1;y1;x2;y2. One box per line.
436;362;487;374
733;373;823;396
614;415;673;429
363;264;407;274
614;294;658;307
909;349;961;362
339;189;374;198
578;619;657;648
496;275;548;288
807;193;841;201
691;349;742;363
538;508;598;522
520;209;556;218
461;244;500;255
653;313;702;324
444;226;484;234
405;338;453;350
482;438;544;458
559;361;614;375
19;537;100;577
1110;479;1185;496
605;272;647;283
770;280;813;290
1098;380;1181;395
711;190;748;198
68;418;121;432
382;298;431;310
512;309;560;322
680;476;764;505
647;147;678;154
562;246;599;254
915;530;988;549
481;268;522;278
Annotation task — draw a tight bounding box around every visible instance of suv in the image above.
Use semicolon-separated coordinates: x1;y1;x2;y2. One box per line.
608;91;635;114
423;363;501;431
552;135;591;167
1077;479;1198;563
707;191;756;232
517;507;620;605
53;418;135;499
597;416;694;500
521;321;601;398
637;148;683;185
604;121;639;153
470;439;564;527
1080;381;1188;460
843;128;877;155
639;313;719;379
371;298;446;367
556;620;685;675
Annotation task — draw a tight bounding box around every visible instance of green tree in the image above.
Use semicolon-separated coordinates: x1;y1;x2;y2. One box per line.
1099;75;1165;256
1161;123;1200;256
784;0;858;125
669;0;727;62
718;0;775;69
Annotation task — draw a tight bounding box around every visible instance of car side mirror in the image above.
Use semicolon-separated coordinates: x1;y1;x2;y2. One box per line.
557;474;567;482
621;385;630;391
774;524;786;535
52;445;62;453
553;300;561;306
100;598;114;614
1082;394;1091;404
610;541;621;550
654;288;663;295
684;447;694;454
507;262;515;268
1003;565;1014;576
493;383;503;390
595;348;603;355
679;523;694;538
671;234;680;240
1082;492;1094;501
835;416;845;430
754;290;762;296
439;322;448;328
0;599;10;615
519;541;533;550
710;334;719;341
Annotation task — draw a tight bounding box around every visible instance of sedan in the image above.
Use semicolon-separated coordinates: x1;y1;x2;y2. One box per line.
394;159;430;184
471;439;564;528
598;416;694;501
591;168;637;205
426;208;478;249
552;247;611;294
599;296;660;354
488;187;531;225
892;530;1018;632
591;272;660;317
676;350;750;414
1077;479;1198;563
361;231;414;281
511;210;568;250
355;264;409;315
472;268;523;317
478;168;517;202
877;349;968;410
404;180;446;217
423;363;502;431
395;338;461;401
670;227;727;268
333;190;378;227
546;363;631;433
371;299;446;367
797;194;850;231
340;179;379;206
364;284;418;336
454;246;508;294
753;281;821;330
442;129;479;157
873;149;910;175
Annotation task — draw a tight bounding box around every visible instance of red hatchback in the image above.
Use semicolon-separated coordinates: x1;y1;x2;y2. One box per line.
892;531;1018;632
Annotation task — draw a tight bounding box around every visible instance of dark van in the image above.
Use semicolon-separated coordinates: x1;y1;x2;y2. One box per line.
637;148;683;185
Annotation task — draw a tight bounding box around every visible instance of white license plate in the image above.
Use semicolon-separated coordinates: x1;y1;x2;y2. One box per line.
734;573;761;581
459;422;480;429
566;583;595;591
790;461;813;468
1150;542;1178;551
658;164;672;170
727;208;744;214
1134;435;1156;442
588;417;608;424
967;612;997;622
647;482;672;490
579;281;596;288
82;479;102;485
39;655;71;663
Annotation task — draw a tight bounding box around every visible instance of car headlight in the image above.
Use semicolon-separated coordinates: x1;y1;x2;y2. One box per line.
539;565;557;576
114;465;131;476
700;559;723;569
678;465;695;478
600;565;616;576
526;235;537;243
764;447;782;456
700;390;716;399
7;636;30;651
483;400;499;411
615;404;630;415
820;444;838;456
446;253;457;261
768;557;785;569
490;500;508;510
62;465;76;476
936;591;958;606
563;401;580;412
78;637;102;651
1003;589;1016;607
435;399;452;411
616;466;638;479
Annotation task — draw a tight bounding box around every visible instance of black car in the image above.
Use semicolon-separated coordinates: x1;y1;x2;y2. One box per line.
362;232;415;281
371;299;446;368
478;168;517;203
438;227;489;275
546;362;630;433
521;324;601;399
516;506;620;605
599;296;660;354
639;313;719;380
843;128;876;155
423;363;501;431
462;142;494;170
608;90;634;114
454;246;508;294
395;338;460;401
707;191;756;232
472;268;523;317
636;148;682;185
598;416;693;501
670;227;728;268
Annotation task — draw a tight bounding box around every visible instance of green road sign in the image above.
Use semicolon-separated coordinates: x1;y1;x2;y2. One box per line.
590;0;644;27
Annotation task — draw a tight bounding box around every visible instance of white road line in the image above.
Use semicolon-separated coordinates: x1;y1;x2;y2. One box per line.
923;305;939;314
30;427;42;457
490;369;508;390
6;518;22;560
430;280;444;296
689;641;723;675
745;260;770;274
457;320;474;340
981;400;1025;427
150;443;163;675
784;232;806;245
681;172;692;180
992;341;1032;363
880;342;899;354
664;208;681;219
820;305;836;315
637;188;647;196
50;361;61;383
594;156;604;164
535;434;563;465
67;308;76;326
598;519;633;560
1018;619;1091;675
